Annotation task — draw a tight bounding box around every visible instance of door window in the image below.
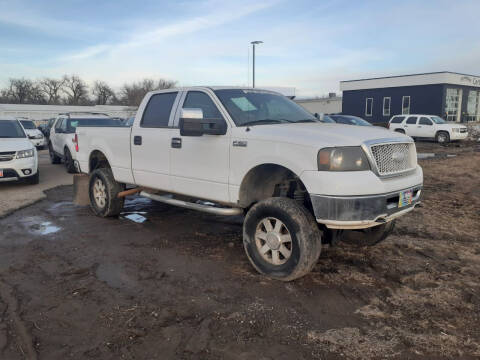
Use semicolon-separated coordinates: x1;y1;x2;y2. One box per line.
183;91;224;120
444;88;462;122
54;118;64;130
141;92;178;128
406;116;417;124
419;117;433;125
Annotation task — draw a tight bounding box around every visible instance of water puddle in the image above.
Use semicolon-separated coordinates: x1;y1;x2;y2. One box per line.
18;216;62;236
417;153;457;160
96;262;138;289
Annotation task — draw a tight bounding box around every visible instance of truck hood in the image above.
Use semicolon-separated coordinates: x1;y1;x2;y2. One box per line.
437;123;467;130
238;123;410;147
0;138;34;152
24;128;43;137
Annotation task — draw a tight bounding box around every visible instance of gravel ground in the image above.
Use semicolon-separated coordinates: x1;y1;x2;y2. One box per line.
0;141;478;359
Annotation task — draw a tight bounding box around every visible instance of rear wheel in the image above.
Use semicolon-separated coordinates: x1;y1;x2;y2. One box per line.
435;131;450;144
64;148;76;173
88;168;125;217
243;197;322;281
49;143;61;164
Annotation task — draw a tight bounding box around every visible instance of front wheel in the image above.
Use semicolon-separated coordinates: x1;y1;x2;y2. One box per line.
436;131;450;144
243;197;322;281
88;168;125;217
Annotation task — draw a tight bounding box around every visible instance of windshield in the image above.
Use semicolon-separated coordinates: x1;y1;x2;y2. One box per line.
66;118;122;132
0;120;27;138
20;120;36;129
431;116;446;124
321;115;336;123
214;89;317;126
330;115;372;126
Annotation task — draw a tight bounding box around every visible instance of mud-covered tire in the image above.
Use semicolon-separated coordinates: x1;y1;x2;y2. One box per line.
243;197;322;281
435;131;450;144
49;143;61;164
64;148;76;173
88;168;125;217
25;170;39;185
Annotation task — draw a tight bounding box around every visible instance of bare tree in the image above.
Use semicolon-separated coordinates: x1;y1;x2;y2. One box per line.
2;78;45;104
39;78;65;104
92;81;115;105
120;78;176;106
63;75;89;105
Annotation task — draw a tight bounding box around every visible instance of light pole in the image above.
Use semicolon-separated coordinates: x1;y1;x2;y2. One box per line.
251;41;263;88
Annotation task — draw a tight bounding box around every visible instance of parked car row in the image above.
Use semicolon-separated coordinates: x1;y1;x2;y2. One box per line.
0;118;39;185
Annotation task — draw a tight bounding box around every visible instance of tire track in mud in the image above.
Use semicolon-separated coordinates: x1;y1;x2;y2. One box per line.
0;278;38;360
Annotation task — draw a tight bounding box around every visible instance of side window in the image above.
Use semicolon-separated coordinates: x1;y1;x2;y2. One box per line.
141;92;178;128
390;116;405;123
406;116;417;124
183;91;224;120
365;98;373;117
54;118;63;130
419;117;433;125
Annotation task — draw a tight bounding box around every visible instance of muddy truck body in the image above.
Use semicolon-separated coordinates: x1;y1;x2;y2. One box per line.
74;87;423;280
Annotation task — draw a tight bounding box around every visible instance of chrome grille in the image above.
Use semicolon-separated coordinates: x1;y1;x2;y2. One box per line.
0;151;15;162
370;143;415;176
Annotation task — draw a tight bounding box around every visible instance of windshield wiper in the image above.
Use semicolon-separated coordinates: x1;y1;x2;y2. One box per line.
241;119;287;126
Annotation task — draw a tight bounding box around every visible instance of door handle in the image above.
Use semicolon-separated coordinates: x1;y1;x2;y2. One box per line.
171;137;182;148
417;126;421;128
133;135;142;145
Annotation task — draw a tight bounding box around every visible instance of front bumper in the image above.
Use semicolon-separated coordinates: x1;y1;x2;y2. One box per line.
0;156;38;182
29;137;46;147
450;131;468;140
311;185;422;229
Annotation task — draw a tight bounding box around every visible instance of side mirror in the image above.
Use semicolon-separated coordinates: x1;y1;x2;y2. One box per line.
179;108;227;136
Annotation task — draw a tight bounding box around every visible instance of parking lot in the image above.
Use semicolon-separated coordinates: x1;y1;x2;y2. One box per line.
0;141;479;359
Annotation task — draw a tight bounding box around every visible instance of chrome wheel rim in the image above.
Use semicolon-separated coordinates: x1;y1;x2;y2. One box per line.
438;134;447;143
255;217;292;265
93;178;107;208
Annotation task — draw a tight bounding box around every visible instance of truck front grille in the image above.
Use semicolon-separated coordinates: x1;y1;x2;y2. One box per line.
0;151;16;162
369;143;415;176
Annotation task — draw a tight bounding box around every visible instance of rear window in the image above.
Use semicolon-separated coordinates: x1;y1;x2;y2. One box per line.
67;118;122;132
390;116;405;123
141;92;178;128
406;116;418;124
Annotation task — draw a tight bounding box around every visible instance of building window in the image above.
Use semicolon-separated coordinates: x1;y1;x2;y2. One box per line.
383;97;391;116
402;96;410;115
466;90;479;122
444;88;462;122
365;98;373;117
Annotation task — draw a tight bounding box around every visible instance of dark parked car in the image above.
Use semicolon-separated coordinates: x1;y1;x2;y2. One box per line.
325;115;372;126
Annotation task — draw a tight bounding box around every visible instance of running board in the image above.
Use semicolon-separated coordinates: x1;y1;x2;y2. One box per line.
140;191;243;216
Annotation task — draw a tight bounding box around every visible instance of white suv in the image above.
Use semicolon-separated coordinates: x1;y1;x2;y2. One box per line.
0;119;39;184
49;113;120;173
18;118;47;149
388;114;468;143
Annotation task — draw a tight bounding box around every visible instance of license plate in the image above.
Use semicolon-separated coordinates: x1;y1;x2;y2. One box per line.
398;189;413;208
0;170;3;177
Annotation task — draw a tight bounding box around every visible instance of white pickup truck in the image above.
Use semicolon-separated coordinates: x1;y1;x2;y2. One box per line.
75;87;423;281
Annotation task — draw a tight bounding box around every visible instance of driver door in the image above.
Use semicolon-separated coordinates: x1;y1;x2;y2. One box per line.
170;90;231;203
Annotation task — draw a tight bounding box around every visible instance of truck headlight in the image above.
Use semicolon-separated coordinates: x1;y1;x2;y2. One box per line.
318;147;370;171
16;149;35;159
33;134;44;139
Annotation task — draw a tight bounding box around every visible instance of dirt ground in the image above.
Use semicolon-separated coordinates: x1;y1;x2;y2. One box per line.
0;141;479;359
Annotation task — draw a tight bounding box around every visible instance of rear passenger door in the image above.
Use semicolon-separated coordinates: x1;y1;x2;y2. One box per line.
131;91;181;191
403;116;418;136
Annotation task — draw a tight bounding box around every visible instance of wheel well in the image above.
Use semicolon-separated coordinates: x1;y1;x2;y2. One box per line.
394;128;405;133
89;150;111;172
436;130;449;136
238;164;312;211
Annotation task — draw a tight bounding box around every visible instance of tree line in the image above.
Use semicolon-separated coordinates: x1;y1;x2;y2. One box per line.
0;75;177;107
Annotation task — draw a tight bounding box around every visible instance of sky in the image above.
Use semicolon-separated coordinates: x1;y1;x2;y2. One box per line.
0;0;479;97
